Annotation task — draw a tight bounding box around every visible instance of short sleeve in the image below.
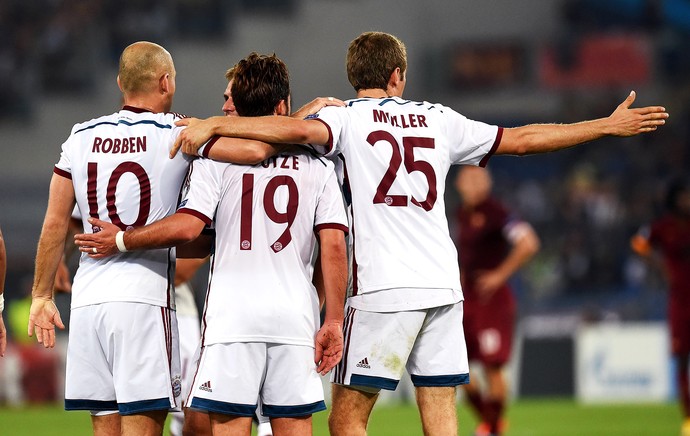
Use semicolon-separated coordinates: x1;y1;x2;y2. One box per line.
176;159;224;226
445;107;502;167
54;136;73;179
314;167;349;234
304;106;347;158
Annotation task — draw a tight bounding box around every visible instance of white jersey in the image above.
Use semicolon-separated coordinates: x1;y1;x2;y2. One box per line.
308;97;502;312
54;106;192;309
178;151;348;347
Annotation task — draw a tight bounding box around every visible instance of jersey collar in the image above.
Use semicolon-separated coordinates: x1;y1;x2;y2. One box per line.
122;105;153;114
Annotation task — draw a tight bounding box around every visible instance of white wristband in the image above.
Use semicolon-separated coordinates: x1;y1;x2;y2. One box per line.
0;293;4;313
115;231;129;253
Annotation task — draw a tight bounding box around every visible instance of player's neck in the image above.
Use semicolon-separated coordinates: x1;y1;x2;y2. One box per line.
122;96;168;113
356;89;389;99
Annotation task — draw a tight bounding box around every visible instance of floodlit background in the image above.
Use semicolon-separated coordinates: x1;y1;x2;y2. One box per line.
0;0;688;430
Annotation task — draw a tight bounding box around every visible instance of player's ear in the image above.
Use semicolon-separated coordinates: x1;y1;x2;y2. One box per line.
116;75;123;93
275;99;289;116
387;67;405;97
160;73;171;94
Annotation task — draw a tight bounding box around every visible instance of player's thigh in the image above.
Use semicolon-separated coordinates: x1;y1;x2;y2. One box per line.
261;344;326;417
109;303;181;414
188;342;265;417
331;306;427;391
407;302;469;387
65;306;117;411
471;291;516;366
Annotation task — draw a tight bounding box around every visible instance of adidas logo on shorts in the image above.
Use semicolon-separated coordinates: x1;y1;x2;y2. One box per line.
356;358;371;369
199;381;213;392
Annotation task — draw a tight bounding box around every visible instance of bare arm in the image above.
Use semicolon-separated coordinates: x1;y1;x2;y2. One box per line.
314;228;347;375
204;137;286;164
74;213;207;259
475;222;540;301
175;257;209;286
28;174;74;347
172;116;331;158
291;97;345;120
497;91;668;155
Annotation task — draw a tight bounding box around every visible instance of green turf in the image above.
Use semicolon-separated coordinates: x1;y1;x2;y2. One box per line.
0;399;680;435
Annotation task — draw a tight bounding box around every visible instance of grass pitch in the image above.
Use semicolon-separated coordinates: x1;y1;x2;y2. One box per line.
0;398;679;435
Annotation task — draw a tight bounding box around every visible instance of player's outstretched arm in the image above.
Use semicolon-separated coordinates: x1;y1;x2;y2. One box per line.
172;115;330;158
498;91;668;155
314;228;347;375
29;174;74;348
74;213;207;258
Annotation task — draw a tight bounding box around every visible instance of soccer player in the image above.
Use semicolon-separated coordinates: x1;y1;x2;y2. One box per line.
630;178;690;436
0;225;6;358
27;41;277;435
74;52;349;436
163;31;668;435
455;166;540;436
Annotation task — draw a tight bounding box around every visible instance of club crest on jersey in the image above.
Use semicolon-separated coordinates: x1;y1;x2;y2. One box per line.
273;242;283;252
241;240;251;250
172;376;182;397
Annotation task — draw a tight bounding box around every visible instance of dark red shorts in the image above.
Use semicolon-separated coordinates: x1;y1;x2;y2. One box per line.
669;302;690;356
463;285;516;366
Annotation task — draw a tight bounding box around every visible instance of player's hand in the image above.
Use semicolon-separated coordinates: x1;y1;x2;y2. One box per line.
28;297;65;349
74;218;120;259
0;315;7;357
171;117;217;158
53;254;72;293
606;91;668;137
291;97;345;119
314;320;343;375
475;269;505;302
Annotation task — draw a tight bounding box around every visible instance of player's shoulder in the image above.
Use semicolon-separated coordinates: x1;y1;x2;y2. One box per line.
69;111;120;135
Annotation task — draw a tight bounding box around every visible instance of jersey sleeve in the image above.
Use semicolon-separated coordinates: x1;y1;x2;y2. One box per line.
314;166;349;234
176;159;223;226
304;106;347;158
445;107;502;167
53;132;75;179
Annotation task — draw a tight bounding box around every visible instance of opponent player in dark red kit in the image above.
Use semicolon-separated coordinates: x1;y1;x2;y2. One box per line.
631;178;690;436
455;166;540;436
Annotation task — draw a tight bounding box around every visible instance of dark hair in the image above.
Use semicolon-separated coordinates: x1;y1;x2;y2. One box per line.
665;177;690;213
346;31;407;91
231;53;290;117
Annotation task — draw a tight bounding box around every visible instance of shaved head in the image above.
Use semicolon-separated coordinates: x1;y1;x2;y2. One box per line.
118;41;175;95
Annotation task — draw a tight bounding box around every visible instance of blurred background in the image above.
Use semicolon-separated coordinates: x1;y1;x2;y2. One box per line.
0;0;689;416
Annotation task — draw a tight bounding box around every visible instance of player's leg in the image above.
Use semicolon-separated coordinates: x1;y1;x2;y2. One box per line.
112;304;181;436
415;386;457;436
407;302;469;436
270;416;312;436
91;412;120;436
329;306;425;435
483;363;507;435
329;384;378;436
188;343;263;436
182;409;212;436
461;303;485;425
261;344;325;435
120;410;167;436
209;413;253;435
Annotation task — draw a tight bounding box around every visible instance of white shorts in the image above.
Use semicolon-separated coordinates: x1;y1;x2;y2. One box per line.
188;342;325;418
65;302;181;415
331;301;469;391
177;314;201;406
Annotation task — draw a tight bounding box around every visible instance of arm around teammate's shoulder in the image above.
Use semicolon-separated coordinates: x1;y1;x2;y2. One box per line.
496;91;668;156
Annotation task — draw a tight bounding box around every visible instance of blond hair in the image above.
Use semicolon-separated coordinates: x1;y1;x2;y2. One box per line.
118;41;174;94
